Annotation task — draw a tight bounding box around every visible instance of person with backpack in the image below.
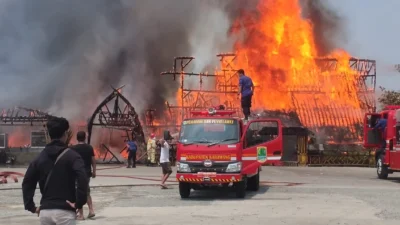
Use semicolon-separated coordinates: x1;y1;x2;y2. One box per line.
22;117;88;225
126;139;137;168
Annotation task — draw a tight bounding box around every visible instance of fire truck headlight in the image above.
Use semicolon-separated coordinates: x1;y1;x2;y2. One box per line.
226;162;242;172
176;162;190;172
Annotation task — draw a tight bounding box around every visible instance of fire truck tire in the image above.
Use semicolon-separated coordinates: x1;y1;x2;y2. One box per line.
179;182;191;198
247;172;260;191
235;178;247;198
377;156;389;179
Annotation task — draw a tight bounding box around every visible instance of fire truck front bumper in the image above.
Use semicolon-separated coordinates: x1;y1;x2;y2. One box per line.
176;173;242;183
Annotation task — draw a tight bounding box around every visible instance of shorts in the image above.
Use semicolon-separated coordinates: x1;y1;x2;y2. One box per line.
241;94;252;108
160;162;172;175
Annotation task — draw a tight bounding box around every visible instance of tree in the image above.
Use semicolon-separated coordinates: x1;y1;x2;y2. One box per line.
378;86;400;108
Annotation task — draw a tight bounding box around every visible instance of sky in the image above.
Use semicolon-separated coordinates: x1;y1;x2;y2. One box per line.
327;0;400;90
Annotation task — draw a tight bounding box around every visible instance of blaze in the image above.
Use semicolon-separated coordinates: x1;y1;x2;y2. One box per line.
230;0;363;128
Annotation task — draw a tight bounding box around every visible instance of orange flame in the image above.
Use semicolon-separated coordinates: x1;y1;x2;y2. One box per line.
168;0;364;133
229;0;363;127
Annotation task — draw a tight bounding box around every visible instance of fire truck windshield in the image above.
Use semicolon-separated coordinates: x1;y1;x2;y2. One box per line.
179;118;239;145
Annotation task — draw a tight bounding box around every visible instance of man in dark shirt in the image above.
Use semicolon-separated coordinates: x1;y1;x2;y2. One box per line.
22;117;88;225
237;69;254;121
72;131;96;220
126;139;137;168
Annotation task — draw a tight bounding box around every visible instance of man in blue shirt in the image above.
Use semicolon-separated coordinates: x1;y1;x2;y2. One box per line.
373;117;387;161
237;69;254;120
126;139;137;168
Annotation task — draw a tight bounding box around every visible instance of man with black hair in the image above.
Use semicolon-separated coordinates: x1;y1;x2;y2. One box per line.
22;117;88;225
72;131;96;220
237;69;254;121
159;138;172;189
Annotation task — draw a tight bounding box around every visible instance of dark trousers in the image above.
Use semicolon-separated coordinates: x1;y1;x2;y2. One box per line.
375;140;386;162
128;151;136;167
241;94;252;120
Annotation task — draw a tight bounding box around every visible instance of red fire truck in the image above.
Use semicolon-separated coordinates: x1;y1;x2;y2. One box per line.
364;106;400;179
175;107;283;198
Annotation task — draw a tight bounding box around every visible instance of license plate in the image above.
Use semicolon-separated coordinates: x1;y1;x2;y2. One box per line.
197;172;216;177
203;177;211;182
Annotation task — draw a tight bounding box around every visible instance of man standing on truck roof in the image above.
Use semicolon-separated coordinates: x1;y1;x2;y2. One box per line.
237;69;254;121
373;117;387;161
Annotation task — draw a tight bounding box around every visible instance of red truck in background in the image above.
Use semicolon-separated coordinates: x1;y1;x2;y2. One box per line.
364;105;400;179
175;107;283;198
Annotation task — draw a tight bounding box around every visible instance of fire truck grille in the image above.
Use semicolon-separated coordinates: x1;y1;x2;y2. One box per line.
188;162;230;173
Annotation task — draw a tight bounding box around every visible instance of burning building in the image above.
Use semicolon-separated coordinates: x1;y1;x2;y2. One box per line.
160;0;376;145
0;0;378;165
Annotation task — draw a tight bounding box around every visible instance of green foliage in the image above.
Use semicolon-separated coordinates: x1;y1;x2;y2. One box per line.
378;86;400;108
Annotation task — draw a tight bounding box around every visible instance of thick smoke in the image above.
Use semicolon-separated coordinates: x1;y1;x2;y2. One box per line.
301;0;346;56
0;0;239;122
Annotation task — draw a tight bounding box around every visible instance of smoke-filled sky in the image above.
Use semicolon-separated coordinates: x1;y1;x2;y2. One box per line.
0;0;396;123
326;0;399;89
0;0;243;121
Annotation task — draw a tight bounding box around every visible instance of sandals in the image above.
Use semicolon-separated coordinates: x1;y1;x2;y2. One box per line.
88;213;96;218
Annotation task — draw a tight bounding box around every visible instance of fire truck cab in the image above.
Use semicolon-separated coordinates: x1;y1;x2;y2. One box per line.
364;105;400;179
176;107;283;198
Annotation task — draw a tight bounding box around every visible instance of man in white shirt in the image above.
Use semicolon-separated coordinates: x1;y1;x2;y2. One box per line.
159;139;172;189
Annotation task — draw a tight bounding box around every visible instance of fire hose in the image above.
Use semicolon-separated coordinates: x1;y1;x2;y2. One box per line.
0;171;24;184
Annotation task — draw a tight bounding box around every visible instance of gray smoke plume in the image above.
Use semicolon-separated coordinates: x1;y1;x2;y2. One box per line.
301;0;346;56
0;0;239;122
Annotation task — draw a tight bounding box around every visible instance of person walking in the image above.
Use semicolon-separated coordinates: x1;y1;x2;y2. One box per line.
22;117;88;225
126;139;137;168
71;131;96;220
237;69;254;121
159;138;172;189
147;133;156;166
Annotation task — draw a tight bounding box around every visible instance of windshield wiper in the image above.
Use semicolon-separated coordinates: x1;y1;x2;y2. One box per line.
207;138;238;147
182;140;212;146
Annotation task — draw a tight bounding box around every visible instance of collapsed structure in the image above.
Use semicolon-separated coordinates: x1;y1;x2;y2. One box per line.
0;107;52;164
87;86;145;163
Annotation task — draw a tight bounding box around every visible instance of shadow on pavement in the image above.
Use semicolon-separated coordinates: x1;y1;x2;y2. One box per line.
386;177;400;184
182;185;270;201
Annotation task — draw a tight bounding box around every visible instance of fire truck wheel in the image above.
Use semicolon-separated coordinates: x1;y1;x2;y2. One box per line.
247;172;260;191
377;156;389;179
179;182;191;199
235;178;247;198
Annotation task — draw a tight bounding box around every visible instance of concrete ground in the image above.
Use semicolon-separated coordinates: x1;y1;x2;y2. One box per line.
1;165;400;225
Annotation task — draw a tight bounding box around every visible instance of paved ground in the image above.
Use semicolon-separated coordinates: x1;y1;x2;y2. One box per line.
1;165;400;225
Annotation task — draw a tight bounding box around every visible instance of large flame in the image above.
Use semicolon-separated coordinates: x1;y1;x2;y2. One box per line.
230;0;363;128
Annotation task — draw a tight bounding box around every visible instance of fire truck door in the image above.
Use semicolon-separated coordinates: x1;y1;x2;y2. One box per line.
363;113;382;148
241;119;282;172
391;126;400;169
